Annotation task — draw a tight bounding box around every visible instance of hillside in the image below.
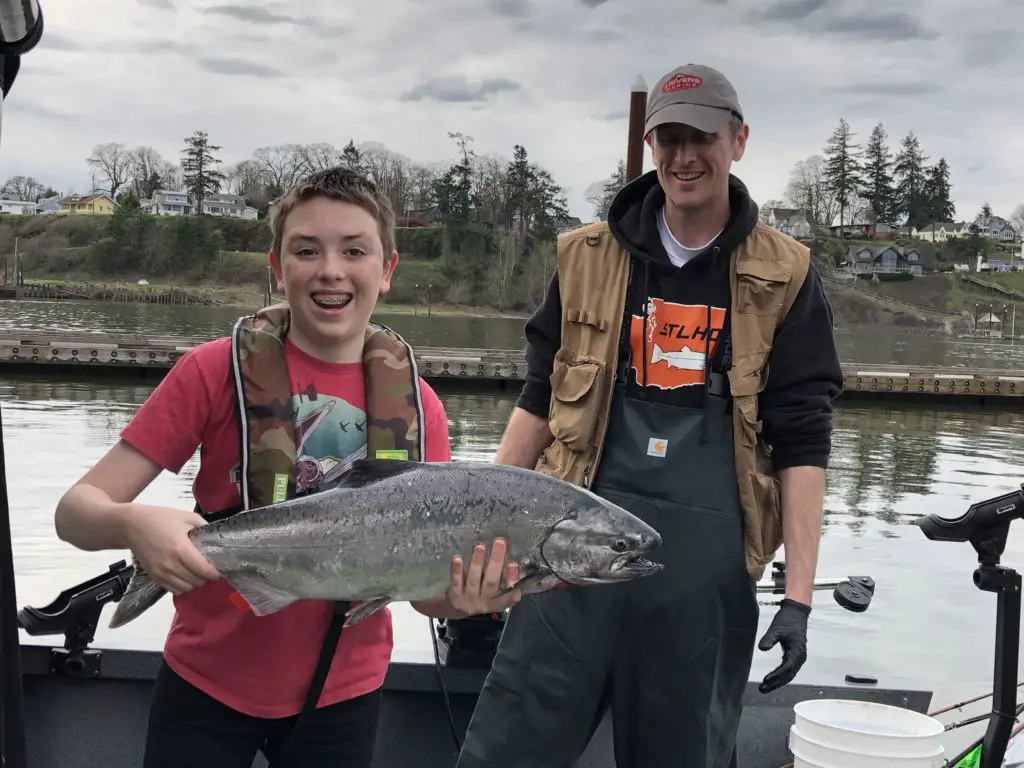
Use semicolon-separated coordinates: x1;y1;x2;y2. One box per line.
0;213;1015;332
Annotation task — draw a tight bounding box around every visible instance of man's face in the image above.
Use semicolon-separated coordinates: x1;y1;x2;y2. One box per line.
270;196;397;363
650;121;748;211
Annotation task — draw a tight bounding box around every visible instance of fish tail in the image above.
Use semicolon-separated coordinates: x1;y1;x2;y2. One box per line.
107;556;168;629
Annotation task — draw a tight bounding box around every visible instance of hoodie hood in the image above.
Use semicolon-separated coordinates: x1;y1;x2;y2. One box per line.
607;169;759;269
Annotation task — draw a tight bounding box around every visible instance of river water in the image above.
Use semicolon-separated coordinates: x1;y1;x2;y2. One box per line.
7;299;1024;757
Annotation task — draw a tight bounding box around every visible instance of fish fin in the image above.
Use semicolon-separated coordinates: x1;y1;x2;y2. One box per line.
333;458;419;489
225;574;302;616
502;569;565;597
343;596;392;627
108;556;169;629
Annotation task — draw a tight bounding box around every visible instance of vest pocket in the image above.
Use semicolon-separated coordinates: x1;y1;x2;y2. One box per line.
548;352;604;451
748;469;782;558
735;260;791;316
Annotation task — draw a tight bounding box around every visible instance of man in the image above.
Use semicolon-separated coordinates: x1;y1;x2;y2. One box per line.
455;64;844;768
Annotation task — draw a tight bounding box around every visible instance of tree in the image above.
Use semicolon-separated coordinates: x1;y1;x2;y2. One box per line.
340;141;365;175
86;142;132;199
860;123;896;226
922;158;955;239
0;175;48;202
981;201;993;219
126;146;177;200
784;155;839;228
433;132;476;224
180;130;226;215
821;118;863;239
1009;204;1024;234
585;159;627;221
892;132;929;229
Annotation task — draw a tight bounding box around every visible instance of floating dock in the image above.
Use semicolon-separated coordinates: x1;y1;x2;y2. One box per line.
0;332;1021;403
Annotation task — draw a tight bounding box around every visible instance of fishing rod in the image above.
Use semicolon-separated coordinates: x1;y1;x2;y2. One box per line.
0;5;45;768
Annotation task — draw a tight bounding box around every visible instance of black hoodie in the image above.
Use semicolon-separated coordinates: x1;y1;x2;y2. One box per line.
517;170;843;470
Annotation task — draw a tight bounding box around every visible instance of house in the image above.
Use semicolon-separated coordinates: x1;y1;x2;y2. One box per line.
827;221;873;238
200;193;259;220
767;207;813;238
556;215;584;234
142;190;191;216
976;214;1017;242
58;193;117;214
874;223;913;240
35;195;61;213
848;244;923;276
0;198;37;215
141;190;259;220
913;222;966;242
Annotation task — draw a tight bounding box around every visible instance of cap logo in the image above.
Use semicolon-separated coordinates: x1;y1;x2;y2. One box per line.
662;74;702;92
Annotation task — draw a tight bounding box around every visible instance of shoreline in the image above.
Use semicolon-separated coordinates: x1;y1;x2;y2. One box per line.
16;278;531;320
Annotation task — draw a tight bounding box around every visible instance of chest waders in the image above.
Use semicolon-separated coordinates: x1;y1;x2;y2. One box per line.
456;346;757;768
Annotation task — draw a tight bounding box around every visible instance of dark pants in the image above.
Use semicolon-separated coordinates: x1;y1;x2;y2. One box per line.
143;661;381;768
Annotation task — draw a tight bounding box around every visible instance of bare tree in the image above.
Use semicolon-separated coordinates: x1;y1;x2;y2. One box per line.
251;144;302;194
0;175;47;201
127;146;177;199
294;143;341;175
86;142;132;199
362;145;414;216
784;155;839;228
1010;203;1024;235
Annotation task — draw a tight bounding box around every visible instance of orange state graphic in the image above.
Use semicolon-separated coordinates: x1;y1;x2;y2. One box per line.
628;298;726;390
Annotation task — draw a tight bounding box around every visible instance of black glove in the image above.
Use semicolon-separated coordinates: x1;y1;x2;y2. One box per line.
757;598;811;694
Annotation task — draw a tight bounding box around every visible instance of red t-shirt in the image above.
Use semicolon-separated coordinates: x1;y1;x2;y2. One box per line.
119;335;452;718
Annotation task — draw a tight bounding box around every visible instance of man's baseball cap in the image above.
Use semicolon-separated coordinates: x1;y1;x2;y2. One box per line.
644;64;743;136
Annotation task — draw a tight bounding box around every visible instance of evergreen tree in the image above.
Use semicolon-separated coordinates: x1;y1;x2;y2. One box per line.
860;123;896;226
821;118;862;238
922;158;955;239
893;132;929;229
180;130;226;216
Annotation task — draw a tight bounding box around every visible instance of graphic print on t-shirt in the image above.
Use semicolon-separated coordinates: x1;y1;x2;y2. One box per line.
292;388;369;493
628;298;726;390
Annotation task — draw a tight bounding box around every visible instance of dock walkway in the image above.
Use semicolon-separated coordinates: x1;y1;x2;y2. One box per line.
0;332;1021;402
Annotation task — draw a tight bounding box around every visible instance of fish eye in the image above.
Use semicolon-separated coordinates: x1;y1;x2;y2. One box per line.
612;538;629;552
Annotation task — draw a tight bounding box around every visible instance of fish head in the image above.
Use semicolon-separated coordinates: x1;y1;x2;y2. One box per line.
539;497;663;585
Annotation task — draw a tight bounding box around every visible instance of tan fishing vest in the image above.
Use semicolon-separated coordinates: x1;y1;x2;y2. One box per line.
535;220;810;581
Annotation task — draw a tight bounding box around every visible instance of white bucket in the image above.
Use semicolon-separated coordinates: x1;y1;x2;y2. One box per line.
789;725;945;768
790;699;945;766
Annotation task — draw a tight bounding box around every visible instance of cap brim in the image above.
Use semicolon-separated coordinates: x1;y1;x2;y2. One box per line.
644;103;732;135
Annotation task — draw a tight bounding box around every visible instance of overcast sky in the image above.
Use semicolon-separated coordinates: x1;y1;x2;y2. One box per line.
2;0;1021;223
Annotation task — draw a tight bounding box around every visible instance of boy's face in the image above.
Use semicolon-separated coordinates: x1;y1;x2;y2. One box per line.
270;197;397;363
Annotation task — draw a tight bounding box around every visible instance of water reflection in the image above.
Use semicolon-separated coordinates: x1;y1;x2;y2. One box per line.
8;375;1024;739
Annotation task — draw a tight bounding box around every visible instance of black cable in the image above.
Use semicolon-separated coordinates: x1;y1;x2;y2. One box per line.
429;618;463;753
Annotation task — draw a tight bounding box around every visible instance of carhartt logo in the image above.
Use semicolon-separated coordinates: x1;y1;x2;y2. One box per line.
647;438;668;458
662;74;702;92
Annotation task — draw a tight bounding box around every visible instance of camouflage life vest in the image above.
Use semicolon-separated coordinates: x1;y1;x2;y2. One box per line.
229;301;426;511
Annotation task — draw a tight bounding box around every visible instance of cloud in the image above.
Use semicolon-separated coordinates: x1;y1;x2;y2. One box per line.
2;0;1020;227
196;57;286;78
399;76;522;103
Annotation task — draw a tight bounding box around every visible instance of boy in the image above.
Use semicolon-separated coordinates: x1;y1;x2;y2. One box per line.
53;167;521;768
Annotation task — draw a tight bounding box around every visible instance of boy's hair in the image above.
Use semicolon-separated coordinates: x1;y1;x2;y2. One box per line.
268;166;396;259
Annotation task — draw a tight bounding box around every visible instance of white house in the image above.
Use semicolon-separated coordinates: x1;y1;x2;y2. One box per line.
142;190;258;220
0;198;38;214
912;222;967;242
